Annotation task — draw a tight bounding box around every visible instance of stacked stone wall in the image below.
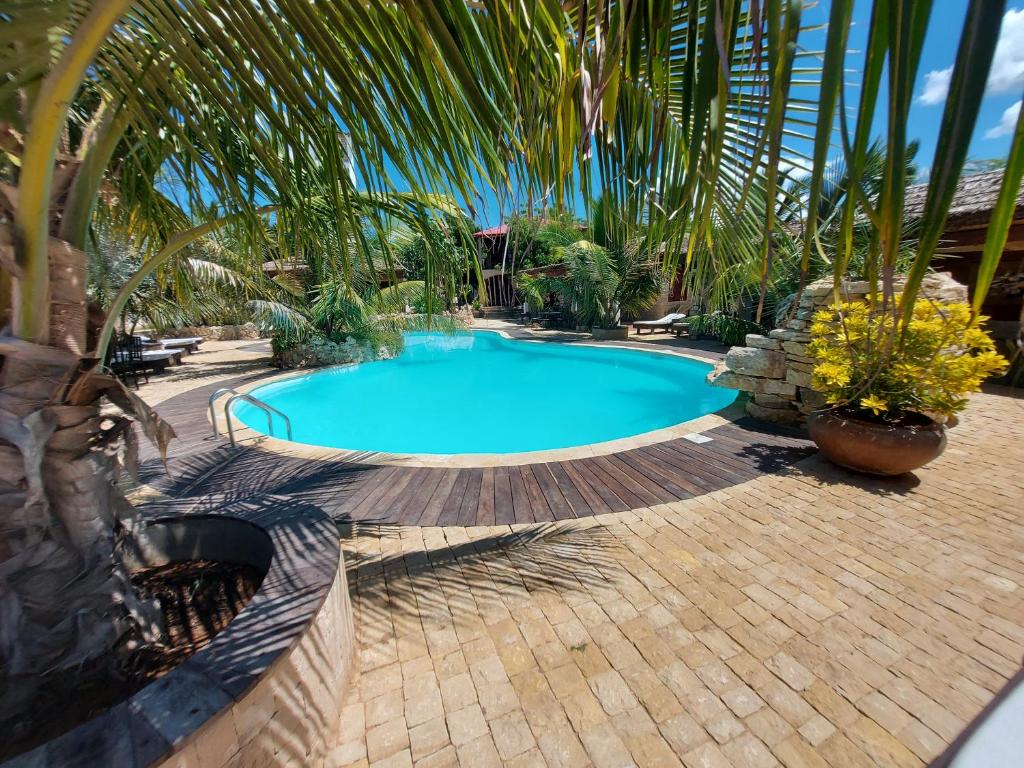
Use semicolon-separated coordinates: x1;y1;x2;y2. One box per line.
708;273;968;426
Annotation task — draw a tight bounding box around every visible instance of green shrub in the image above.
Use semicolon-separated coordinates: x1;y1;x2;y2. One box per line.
686;314;765;346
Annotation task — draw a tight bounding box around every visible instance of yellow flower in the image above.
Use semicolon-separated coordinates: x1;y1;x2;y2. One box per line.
859;395;888;415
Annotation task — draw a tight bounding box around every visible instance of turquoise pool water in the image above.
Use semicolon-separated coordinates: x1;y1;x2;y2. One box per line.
233;331;736;454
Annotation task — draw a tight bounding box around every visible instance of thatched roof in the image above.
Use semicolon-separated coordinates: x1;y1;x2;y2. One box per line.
902;170;1024;229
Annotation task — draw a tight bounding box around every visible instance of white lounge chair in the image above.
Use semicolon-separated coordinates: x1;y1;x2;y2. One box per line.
631;312;687;335
158;336;204;353
135;334;204;353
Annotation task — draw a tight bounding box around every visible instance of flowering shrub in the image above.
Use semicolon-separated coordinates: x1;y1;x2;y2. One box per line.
807;297;1007;419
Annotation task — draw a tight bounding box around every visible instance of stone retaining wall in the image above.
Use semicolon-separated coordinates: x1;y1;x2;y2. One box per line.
707;273;968;425
159;323;266;340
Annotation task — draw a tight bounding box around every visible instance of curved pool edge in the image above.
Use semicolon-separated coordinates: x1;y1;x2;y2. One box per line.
217;329;743;468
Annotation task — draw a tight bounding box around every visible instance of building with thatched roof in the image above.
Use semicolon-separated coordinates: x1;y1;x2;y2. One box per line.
903;170;1023;341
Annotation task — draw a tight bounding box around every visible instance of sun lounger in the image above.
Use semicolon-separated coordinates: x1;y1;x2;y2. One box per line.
631;312;687;335
135;335;204;353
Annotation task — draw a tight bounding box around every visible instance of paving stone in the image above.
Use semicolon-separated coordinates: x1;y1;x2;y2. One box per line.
489;709;536;760
660;712;711;754
439;673;477;712
455;734;502;768
413;744;457;768
588;669;641;716
445;704;488;747
366;718;410;763
408;716;450;762
765;653;815;692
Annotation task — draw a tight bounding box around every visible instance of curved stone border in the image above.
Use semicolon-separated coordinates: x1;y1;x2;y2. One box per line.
4;505;353;768
216;329;743;468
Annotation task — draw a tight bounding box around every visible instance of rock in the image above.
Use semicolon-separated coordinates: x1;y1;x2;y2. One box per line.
707;368;761;392
805;282;833;298
788;360;816;374
759;379;798;397
754;393;795;409
726;347;787;378
745;334;781;350
745;400;804;426
786;368;814;388
920;271;968;303
782;341;809;357
768;328;810;342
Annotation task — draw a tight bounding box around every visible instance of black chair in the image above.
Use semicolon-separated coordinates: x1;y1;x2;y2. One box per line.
108;334;148;389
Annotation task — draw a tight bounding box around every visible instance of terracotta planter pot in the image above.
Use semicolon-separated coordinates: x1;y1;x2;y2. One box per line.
807;409;946;476
591;326;628;341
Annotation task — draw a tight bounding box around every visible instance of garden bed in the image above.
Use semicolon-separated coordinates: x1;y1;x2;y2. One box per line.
4;560;264;761
1;507;354;768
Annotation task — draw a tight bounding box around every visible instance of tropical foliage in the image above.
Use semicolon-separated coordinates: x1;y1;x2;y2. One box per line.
809;298;1008;419
686;314;768;347
2;0;1024;738
503;213;586;270
537;240;662;330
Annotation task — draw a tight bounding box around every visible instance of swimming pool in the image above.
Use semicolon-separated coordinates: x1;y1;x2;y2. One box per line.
233;331;737;455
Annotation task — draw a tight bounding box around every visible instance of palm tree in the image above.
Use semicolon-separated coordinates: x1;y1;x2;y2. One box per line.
523;196;661;330
0;0;514;707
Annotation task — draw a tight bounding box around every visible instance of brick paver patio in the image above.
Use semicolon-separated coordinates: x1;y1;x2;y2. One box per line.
136;338;1024;768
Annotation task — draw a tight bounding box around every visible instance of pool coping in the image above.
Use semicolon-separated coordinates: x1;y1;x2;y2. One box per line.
214;329;744;468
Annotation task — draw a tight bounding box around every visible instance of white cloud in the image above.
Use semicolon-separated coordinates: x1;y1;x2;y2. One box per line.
985;99;1022;138
778;158;811;180
916;8;1024;105
988;8;1024;92
917;67;953;105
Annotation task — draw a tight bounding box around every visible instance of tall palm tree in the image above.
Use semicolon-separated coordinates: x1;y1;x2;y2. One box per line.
0;0;515;707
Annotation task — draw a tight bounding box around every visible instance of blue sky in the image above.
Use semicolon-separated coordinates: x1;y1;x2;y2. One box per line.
460;2;1024;227
789;1;1024;181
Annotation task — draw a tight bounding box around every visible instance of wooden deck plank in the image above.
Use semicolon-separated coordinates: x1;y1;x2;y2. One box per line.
661;438;760;479
508;466;535;522
578;456;645;509
458;469;484;526
548;462;592;516
618;450;701;499
494;466;515;525
402;468;446;523
369;467;421;523
477;468;496;526
560;460;612;515
393;468;432;521
346;467;408;520
437;470;471;527
597;454;672;505
644;442;749;488
417;469;460;526
570;459;631;513
332;465;397;515
532;463;575;520
519;465;554;522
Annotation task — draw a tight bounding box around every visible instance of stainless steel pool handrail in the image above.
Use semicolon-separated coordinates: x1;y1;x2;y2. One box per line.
208;387;240;437
224;393;292;448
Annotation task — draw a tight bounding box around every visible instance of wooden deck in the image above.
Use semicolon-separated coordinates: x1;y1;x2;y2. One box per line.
139;372;815;526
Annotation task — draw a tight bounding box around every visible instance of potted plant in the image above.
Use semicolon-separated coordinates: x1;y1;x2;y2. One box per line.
805;296;1007;475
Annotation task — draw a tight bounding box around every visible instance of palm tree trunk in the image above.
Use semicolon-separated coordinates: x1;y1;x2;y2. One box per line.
0;334;165;721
